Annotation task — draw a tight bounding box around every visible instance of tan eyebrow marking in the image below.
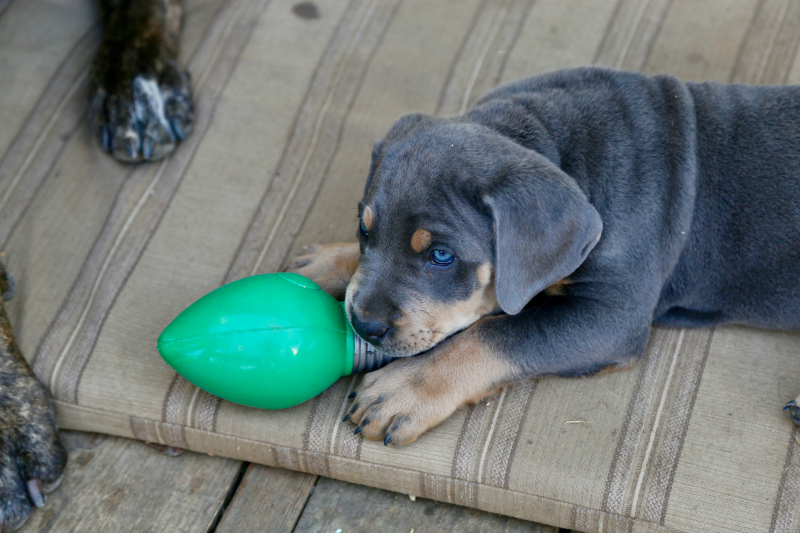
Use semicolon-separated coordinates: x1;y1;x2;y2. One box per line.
411;229;432;253
363;206;373;231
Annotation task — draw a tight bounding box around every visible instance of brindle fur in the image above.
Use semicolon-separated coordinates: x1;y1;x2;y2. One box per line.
0;0;189;525
91;0;194;162
0;263;66;530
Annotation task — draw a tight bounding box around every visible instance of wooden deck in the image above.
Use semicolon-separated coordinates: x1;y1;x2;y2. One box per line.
18;431;562;532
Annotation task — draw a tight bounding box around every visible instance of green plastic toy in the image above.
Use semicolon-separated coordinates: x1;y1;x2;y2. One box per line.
157;272;393;409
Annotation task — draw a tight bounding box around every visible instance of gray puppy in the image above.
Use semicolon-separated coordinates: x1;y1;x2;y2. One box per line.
290;67;800;446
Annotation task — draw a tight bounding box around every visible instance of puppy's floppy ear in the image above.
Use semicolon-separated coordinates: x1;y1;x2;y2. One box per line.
484;156;602;315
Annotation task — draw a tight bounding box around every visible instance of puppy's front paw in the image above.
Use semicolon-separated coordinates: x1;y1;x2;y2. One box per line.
344;356;458;446
344;328;517;446
285;243;360;300
0;374;66;531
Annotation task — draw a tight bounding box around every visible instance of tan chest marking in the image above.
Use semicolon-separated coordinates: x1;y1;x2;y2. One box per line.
544;277;572;297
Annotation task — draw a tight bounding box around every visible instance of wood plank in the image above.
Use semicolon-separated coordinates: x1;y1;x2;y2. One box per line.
215;465;317;533
18;431;242;533
292;477;559;533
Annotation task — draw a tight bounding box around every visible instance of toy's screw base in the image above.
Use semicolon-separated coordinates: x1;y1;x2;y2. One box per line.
352;335;396;373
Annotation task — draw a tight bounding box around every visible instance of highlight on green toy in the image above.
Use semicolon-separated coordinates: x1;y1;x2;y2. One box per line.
157;272;393;409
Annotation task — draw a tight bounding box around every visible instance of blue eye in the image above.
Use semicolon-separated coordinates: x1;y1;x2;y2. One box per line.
431;250;454;266
360;220;368;237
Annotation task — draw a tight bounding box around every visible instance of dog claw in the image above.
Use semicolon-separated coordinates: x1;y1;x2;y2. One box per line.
2;271;16;301
384;434;392;446
123;137;138;160
26;479;45;508
342;414;350;422
101;126;112;152
171;117;186;141
142;137;154;160
348;391;357;399
354;417;370;435
42;474;64;494
785;401;800;425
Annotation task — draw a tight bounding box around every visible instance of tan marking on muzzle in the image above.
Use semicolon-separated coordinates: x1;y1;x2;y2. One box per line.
389;262;499;356
344;266;364;323
362;206;373;231
410;229;431;253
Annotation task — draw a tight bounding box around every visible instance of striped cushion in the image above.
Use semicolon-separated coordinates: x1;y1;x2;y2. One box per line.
2;0;799;531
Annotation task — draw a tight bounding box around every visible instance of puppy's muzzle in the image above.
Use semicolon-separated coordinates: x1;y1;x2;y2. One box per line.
350;313;393;344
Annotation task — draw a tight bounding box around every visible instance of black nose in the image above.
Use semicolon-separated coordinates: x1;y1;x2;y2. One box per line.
350;314;392;343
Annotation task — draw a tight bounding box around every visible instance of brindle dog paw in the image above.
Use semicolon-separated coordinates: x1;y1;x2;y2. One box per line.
0;377;67;531
285;242;360;300
0;265;67;530
785;399;800;425
91;0;193;162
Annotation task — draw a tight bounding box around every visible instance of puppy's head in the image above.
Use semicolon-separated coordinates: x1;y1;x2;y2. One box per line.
345;114;602;357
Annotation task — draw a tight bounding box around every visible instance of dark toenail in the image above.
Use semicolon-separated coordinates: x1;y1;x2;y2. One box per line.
27;479;45;508
171;117;185;141
101;127;112;152
123;138;137;159
142;138;154;159
342;414;350;422
348;391;357;398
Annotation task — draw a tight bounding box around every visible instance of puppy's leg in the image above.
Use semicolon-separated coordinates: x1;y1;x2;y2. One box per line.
0;264;67;530
285;242;360;300
345;327;513;446
91;0;193;162
346;291;651;445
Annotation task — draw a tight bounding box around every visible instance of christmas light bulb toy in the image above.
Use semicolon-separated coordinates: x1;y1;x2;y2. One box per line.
157;272;393;409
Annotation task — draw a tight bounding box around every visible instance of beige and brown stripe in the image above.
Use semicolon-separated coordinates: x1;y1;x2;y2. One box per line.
0;26;99;249
436;0;535;116
731;0;800;85
770;427;800;532
594;0;674;71
598;329;714;530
